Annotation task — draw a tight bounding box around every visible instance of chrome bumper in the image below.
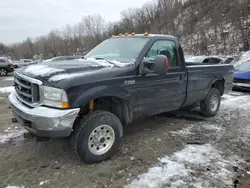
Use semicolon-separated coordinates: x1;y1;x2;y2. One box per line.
8;91;80;137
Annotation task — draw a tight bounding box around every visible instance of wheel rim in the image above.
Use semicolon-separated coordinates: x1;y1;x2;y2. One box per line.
88;124;115;155
0;69;7;76
210;95;219;112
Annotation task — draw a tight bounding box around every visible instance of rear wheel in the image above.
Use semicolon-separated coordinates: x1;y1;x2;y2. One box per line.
200;88;221;117
0;68;8;76
71;110;122;163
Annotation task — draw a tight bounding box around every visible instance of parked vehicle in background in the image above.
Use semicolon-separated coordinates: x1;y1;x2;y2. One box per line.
12;60;20;68
9;34;234;163
186;56;234;64
0;58;14;76
43;56;83;63
16;59;37;68
233;60;250;91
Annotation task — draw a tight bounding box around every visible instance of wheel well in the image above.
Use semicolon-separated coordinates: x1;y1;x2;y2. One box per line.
78;96;133;125
211;79;225;95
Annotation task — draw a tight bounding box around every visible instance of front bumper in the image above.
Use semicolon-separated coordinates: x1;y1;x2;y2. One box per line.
233;82;250;91
8;91;80;137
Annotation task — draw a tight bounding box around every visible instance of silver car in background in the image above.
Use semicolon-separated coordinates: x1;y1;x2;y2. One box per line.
186;56;234;64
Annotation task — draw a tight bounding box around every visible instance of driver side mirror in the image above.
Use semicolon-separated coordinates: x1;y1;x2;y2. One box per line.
154;55;169;74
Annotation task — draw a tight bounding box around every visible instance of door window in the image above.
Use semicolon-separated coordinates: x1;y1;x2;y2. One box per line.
145;40;177;67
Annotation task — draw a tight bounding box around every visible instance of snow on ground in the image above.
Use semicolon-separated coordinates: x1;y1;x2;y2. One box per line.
5;186;24;188
3;77;14;81
126;144;238;188
0;86;14;93
0;126;27;144
39;180;49;185
126;93;250;188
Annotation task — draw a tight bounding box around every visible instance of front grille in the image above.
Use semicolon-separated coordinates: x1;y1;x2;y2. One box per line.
14;72;41;106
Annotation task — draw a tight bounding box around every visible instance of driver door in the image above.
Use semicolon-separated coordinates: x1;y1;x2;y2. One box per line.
135;39;187;118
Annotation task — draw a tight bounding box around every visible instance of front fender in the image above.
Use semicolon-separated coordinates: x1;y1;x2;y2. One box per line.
72;85;131;107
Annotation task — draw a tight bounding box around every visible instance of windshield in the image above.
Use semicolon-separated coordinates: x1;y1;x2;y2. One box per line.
186;56;205;63
85;37;150;63
237;61;250;70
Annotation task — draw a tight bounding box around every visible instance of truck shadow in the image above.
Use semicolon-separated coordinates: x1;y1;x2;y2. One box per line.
123;108;206;136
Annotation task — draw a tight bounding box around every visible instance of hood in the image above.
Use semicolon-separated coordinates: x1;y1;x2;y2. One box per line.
16;58;134;86
234;69;250;80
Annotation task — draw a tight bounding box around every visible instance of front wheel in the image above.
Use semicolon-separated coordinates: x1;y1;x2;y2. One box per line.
71;110;122;163
0;68;8;76
200;88;221;117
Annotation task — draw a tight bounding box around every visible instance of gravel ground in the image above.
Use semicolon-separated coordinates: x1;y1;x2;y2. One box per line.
0;75;249;188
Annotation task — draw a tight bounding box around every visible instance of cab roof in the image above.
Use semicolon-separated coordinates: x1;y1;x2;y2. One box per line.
112;34;177;40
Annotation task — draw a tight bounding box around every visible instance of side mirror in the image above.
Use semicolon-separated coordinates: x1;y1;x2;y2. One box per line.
154;55;169;74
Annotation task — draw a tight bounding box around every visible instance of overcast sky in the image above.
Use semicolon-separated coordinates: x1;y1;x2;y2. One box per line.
0;0;148;44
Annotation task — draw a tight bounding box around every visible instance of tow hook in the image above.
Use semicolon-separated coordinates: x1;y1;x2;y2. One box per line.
12;117;18;123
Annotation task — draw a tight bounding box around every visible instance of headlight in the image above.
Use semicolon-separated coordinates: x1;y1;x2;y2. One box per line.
41;86;68;108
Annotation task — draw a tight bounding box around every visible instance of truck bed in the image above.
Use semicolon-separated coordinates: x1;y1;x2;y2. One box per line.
183;63;234;106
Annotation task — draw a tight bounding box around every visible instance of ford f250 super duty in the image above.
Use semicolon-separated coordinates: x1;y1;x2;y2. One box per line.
9;34;234;163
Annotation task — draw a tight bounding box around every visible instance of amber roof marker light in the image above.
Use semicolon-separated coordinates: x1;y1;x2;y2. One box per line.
144;32;149;36
131;32;135;36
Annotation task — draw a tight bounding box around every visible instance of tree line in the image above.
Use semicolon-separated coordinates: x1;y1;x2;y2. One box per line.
1;0;249;60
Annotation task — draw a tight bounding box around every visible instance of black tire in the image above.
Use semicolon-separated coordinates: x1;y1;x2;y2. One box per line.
200;88;221;117
71;110;122;163
0;68;8;76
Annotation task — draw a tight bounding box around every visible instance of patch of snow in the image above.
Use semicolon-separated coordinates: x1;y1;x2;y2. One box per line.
170;124;195;136
221;94;250;110
247;171;250;175
0;86;14;93
39;180;49;185
49;72;93;82
4;77;14;81
109;59;135;67
201;123;224;132
0;126;27;144
125;144;237;188
84;58;114;67
5;186;24;188
23;65;65;76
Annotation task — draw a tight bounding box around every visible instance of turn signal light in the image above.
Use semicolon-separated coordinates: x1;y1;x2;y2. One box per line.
61;102;69;108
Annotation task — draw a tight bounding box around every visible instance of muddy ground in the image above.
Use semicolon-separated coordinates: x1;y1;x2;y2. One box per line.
0;75;249;188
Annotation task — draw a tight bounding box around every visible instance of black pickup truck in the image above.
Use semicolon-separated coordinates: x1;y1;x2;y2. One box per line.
9;34;234;163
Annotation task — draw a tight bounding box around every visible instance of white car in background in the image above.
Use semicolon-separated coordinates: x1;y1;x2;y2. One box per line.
186;56;234;64
15;59;37;68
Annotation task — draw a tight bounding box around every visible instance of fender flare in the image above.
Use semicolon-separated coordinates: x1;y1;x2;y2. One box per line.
208;77;225;94
72;85;131;107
